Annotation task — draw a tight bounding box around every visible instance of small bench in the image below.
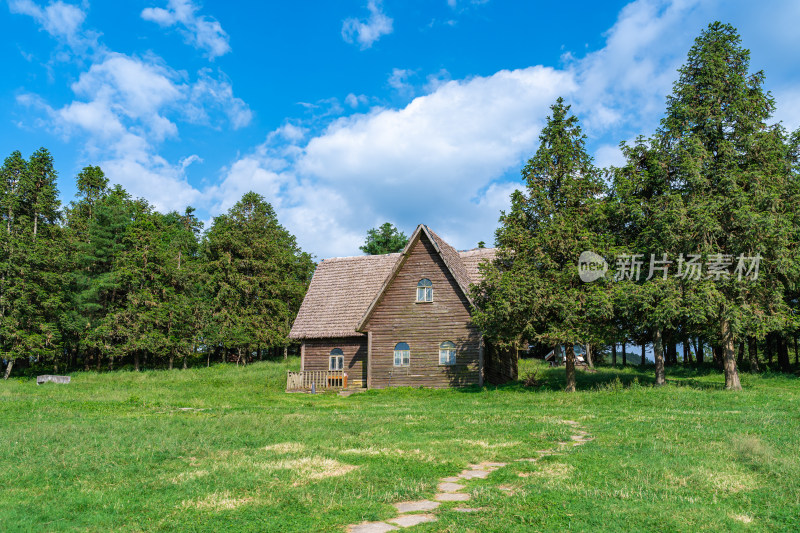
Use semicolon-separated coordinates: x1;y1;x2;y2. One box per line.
36;375;71;385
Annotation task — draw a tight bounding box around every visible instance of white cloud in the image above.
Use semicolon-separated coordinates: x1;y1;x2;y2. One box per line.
212;66;575;257
345;93;369;108
387;68;415;98
594;144;626;169
9;0;97;52
141;0;231;59
342;0;393;50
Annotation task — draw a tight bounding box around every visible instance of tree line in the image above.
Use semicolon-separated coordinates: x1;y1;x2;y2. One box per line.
473;22;800;391
1;156;314;378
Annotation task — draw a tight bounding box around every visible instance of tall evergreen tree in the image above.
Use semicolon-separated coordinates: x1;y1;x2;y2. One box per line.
203;192;314;363
473;98;612;391
655;22;796;389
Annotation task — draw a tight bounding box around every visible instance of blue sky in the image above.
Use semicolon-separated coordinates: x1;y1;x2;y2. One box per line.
2;0;799;259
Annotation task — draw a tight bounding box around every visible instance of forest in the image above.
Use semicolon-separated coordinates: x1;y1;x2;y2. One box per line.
2;23;799;391
471;22;800;391
0;155;314;378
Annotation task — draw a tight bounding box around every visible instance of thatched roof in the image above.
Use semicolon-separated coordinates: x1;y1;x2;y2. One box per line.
289;225;497;340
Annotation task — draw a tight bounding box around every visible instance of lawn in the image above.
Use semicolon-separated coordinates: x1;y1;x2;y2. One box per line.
1;358;799;532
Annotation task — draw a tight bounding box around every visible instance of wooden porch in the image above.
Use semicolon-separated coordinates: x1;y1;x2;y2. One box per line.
286;370;348;392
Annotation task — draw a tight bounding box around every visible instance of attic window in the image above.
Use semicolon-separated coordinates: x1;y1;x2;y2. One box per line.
439;341;456;366
394;342;410;367
416;278;433;302
329;348;344;371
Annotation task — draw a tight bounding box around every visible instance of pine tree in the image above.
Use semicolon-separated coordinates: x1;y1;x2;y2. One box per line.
472;98;612;391
203;192;314;363
656;22;797;389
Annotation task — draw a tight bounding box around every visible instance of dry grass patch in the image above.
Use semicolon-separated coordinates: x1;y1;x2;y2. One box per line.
339;447;437;462
519;462;574;483
730;513;754;524
183;491;254;511
264;442;306;453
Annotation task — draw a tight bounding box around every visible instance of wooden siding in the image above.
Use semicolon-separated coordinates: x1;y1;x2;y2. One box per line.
302;337;367;388
363;233;482;388
484;342;518;384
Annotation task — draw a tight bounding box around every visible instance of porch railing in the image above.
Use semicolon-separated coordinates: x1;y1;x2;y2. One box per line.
286;370;347;392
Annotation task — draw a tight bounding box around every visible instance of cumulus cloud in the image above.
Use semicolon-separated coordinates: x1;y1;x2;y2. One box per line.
211;66;574;257
11;0;249;212
8;0;98;53
141;0;231;59
342;0;393;50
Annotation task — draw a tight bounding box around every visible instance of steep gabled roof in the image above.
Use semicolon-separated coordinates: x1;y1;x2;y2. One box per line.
289;253;399;339
460;247;497;284
288;224;497;340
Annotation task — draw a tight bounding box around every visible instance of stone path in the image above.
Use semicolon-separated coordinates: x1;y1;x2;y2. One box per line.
346;420;593;532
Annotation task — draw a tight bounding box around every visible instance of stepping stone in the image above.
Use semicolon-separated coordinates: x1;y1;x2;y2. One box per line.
348;522;398;533
387;514;437;527
570;435;586;441
393;500;440;513
459;469;490;479
435;492;470;502
440;476;461;483
437;482;465;492
517;458;538;462
454;507;481;513
563;420;579;426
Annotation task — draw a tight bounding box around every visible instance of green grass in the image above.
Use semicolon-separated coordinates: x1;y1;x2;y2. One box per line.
1;359;799;532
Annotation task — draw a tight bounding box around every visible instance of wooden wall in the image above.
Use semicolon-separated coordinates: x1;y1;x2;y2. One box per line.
363;234;482;388
302;336;367;388
484;342;518;384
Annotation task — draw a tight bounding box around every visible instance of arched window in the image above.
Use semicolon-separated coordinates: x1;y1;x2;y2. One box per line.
439;341;456;366
329;348;344;371
394;342;410;367
416;278;433;302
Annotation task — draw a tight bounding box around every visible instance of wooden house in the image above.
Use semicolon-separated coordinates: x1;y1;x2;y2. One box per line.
287;224;517;391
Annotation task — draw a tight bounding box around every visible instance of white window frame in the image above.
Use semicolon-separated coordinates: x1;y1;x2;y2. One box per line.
394;343;410;367
329;349;344;371
439;341;456;366
416;279;433;302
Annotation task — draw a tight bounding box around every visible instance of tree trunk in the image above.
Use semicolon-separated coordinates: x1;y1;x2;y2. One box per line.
585;344;594;368
747;336;759;373
766;333;773;365
134;350;140;372
654;329;665;386
257;346;262;361
283;345;288;360
95;348;102;371
683;341;689;366
640;344;646;367
108;355;114;371
697;338;704;365
612;344;617;366
565;343;576;392
712;345;723;368
3;359;13;380
737;342;745;367
169;351;174;371
721;319;742;390
622;343;627;366
778;335;790;373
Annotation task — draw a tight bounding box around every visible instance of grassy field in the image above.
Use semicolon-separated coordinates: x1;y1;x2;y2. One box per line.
1;359;799;532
